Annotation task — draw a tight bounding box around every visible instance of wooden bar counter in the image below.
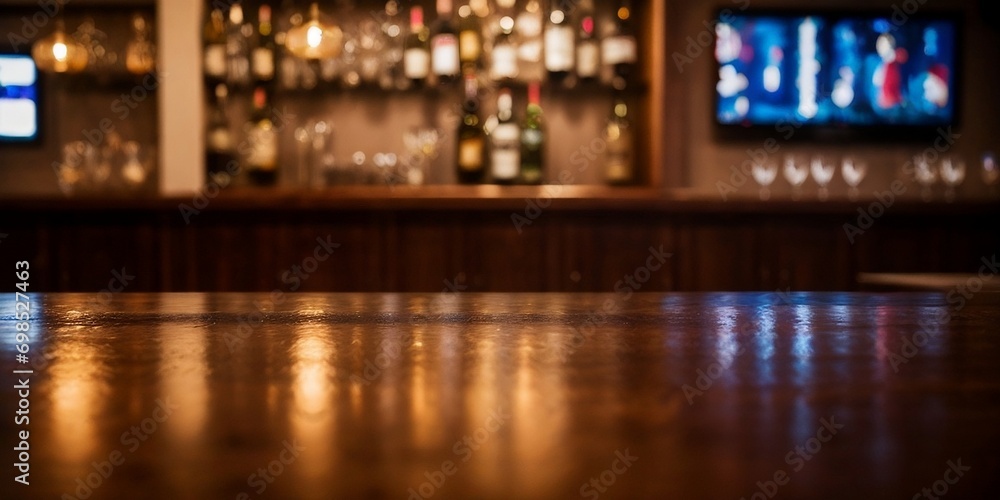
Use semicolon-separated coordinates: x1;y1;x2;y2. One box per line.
3;292;999;499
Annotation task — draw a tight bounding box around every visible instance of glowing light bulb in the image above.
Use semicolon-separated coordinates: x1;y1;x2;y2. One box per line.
53;42;68;61
307;26;323;48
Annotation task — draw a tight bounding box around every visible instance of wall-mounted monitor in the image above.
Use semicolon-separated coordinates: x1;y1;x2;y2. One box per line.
0;54;40;143
714;11;960;139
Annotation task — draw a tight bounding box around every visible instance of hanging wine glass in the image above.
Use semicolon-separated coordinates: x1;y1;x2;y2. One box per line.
939;156;966;202
913;156;938;202
841;155;868;201
751;160;778;201
982;152;998;196
783;154;809;200
810;155;836;201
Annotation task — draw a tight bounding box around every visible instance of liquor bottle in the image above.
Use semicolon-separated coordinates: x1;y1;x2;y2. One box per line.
404;6;431;85
520;83;544;184
206;83;235;180
457;3;481;72
204;8;227;81
456;74;486;184
246;87;278;186
576;4;600;82
516;0;544;83
602;0;638;87
604;97;634;185
544;2;574;83
430;0;460;84
490;15;518;82
490;88;520;184
252;5;276;83
226;3;251;86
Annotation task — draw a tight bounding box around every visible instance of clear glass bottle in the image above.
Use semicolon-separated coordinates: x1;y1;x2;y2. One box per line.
490;88;521;184
604;98;634;185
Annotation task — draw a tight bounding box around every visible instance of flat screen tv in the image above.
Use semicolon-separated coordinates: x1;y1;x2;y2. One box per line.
0;54;40;143
714;11;960;139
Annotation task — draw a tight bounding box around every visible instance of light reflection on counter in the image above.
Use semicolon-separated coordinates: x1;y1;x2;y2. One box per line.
511;330;570;498
290;322;337;480
48;325;108;464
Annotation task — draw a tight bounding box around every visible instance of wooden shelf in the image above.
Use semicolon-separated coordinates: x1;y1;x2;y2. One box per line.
3;185;997;215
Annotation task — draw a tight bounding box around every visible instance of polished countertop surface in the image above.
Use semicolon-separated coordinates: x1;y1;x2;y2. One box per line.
2;293;999;499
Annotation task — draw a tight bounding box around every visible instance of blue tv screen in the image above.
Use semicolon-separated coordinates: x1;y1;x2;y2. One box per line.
715;12;959;129
0;54;40;142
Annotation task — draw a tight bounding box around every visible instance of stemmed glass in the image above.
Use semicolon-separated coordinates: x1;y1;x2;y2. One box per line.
939;156;966;202
120;141;151;189
913;156;938;202
810;155;836;201
783;155;809;200
75;17;118;71
982;152;998;196
403;127;441;185
355;16;386;86
125;13;156;75
751;160;778;201
294;120;335;187
841;156;868;201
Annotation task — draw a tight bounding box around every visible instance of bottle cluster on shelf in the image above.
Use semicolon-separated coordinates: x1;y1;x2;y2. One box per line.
203;0;638;91
202;0;641;187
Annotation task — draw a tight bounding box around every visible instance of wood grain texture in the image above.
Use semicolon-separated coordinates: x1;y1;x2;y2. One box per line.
1;199;997;292
1;292;998;499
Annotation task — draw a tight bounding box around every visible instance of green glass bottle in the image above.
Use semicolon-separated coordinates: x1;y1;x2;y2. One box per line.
519;82;544;184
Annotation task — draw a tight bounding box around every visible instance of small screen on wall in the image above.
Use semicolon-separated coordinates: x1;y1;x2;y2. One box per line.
715;13;958;128
0;54;40;142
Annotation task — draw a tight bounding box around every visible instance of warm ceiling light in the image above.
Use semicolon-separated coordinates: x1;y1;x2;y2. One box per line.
285;3;342;60
32;19;88;73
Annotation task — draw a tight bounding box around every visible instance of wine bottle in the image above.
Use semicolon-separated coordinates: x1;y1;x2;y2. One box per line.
204;8;227;81
246;87;278;186
252;5;276;83
491;15;518;82
456;74;486;184
458;3;481;72
404;6;431;85
515;0;544;83
490;88;520;184
206;83;235;180
544;2;574;83
576;6;599;82
602;0;638;88
604;97;634;185
520;83;544;185
226;3;251;86
430;0;460;84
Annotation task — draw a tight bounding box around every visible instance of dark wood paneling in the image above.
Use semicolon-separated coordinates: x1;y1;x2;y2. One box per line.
2;199;997;293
